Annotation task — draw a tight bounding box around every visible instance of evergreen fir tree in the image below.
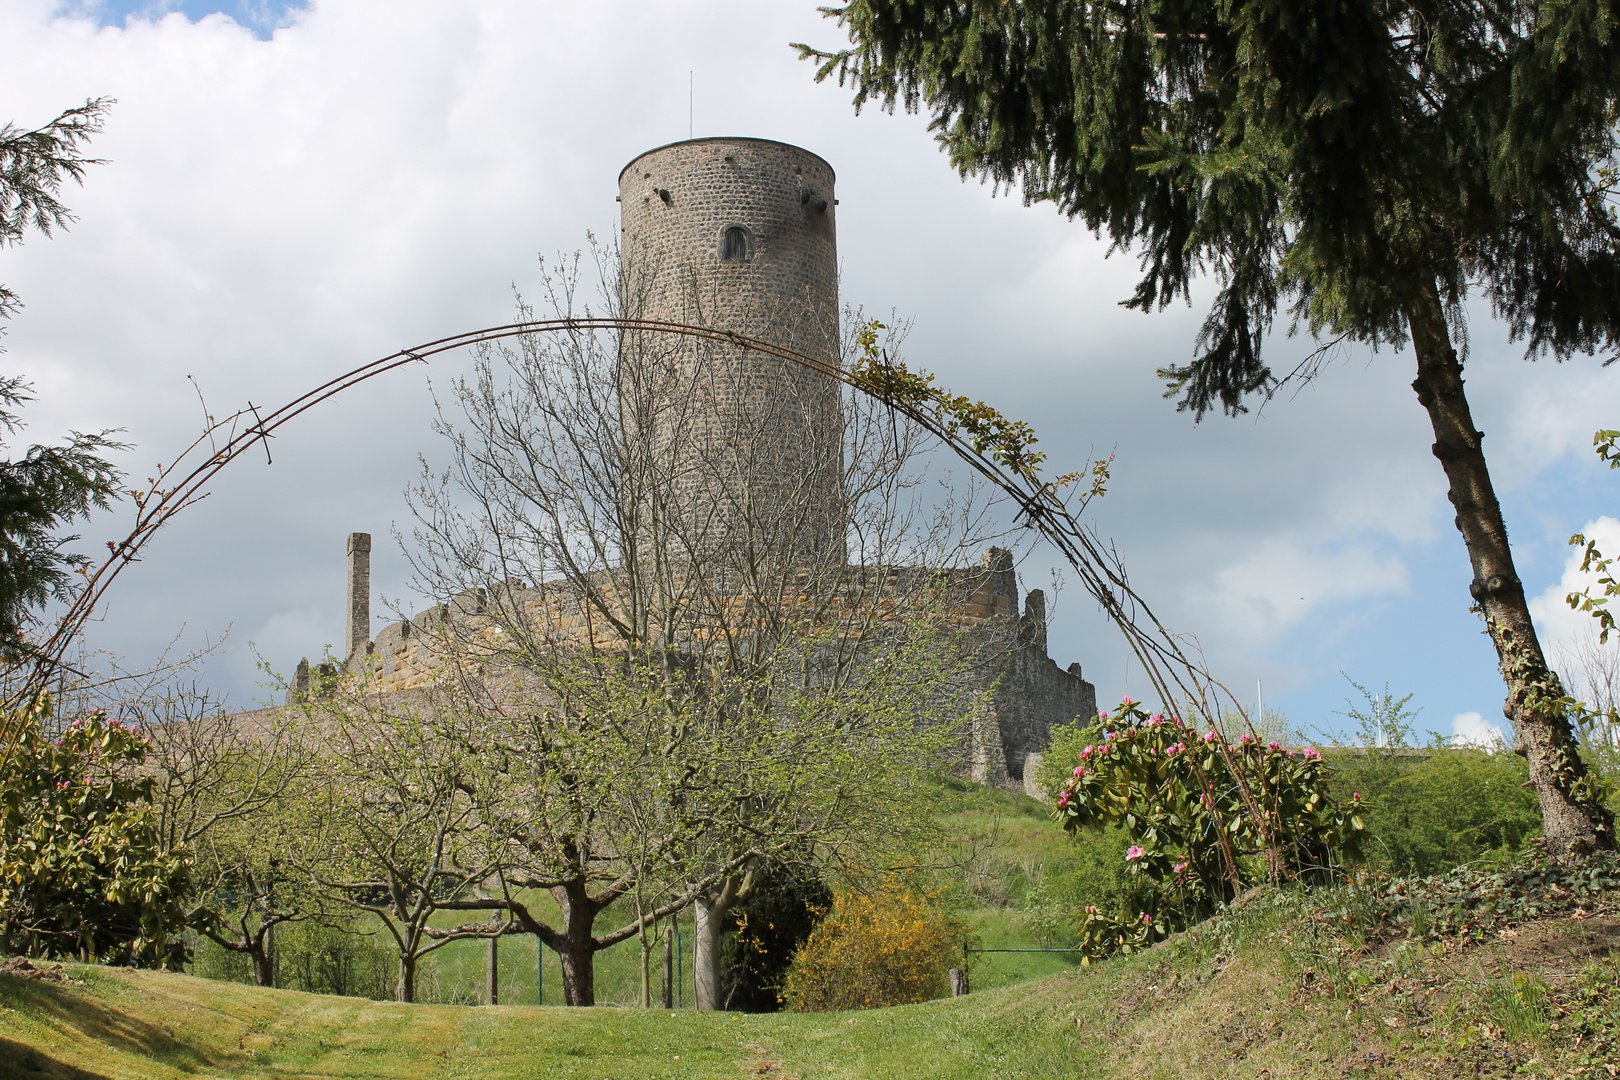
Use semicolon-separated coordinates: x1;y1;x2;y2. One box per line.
0;99;121;661
801;1;1620;855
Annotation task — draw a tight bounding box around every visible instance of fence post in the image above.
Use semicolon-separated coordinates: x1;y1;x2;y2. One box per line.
485;912;499;1006
950;938;970;996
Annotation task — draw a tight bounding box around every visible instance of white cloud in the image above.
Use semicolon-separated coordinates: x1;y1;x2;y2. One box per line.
1529;516;1620;678
1451;711;1506;748
1187;537;1409;645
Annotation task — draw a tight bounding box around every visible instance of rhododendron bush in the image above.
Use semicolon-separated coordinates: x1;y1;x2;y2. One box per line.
0;697;200;967
1054;699;1367;961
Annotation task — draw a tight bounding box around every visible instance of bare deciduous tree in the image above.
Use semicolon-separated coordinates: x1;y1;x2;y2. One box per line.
402;246;1007;1006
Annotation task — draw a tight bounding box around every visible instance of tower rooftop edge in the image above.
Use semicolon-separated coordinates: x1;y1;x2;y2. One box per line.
618;136;837;185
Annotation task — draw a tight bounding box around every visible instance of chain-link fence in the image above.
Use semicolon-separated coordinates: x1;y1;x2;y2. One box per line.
962;944;1086;993
190;923;701;1007
428;929;697;1007
192;925;1080;1005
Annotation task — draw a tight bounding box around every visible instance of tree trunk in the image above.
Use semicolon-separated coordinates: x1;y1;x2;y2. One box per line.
251;942;275;988
486;915;499;1006
693;892;725;1011
638;925;653;1008
396;953;416;1003
557;943;596;1006
662;930;674;1009
552;880;599;1006
1407;280;1615;857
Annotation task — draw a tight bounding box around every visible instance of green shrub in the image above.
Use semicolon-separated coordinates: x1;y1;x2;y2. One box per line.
273;920;397;999
190;919;397;999
1329;742;1542;875
0;702;200;968
719;860;831;1012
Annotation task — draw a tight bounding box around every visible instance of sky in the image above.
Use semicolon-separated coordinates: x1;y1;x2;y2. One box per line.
5;0;1620;743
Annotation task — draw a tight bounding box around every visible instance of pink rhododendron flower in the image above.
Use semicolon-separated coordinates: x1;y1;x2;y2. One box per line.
1080;746;1093;759
1268;741;1280;750
1141;912;1152;924
1353;792;1362;800
1240;732;1253;745
1073;765;1085;777
1122;697;1134;705
1125;846;1146;861
1303;747;1322;760
1203;731;1217;743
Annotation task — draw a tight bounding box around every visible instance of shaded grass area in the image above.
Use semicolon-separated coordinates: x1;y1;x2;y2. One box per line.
5;886;1618;1079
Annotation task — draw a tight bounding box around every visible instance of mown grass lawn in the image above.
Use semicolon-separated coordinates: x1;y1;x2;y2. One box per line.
4;890;1617;1080
4;957;1102;1080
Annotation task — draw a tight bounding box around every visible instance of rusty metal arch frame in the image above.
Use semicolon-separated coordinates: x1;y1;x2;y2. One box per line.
8;316;1241;736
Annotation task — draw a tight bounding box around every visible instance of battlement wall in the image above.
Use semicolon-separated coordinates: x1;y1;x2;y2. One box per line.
285;542;1094;787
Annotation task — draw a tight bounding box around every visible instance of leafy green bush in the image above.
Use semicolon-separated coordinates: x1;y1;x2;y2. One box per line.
1323;676;1542;874
719;859;831;1012
0;701;199;967
190;919;400;999
273;920;397;999
1328;743;1542;875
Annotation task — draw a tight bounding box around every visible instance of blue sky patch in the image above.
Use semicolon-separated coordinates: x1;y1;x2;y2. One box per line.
65;1;308;40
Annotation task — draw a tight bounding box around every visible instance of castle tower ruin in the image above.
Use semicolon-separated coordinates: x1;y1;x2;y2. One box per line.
617;138;845;567
280;139;1098;788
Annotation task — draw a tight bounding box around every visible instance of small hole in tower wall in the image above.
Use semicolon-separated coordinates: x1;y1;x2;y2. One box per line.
720;225;752;262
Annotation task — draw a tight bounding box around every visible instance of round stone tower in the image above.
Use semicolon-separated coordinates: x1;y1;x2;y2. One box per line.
617;138;844;568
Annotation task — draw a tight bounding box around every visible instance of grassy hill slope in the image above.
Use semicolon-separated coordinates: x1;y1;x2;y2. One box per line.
5;886;1617;1080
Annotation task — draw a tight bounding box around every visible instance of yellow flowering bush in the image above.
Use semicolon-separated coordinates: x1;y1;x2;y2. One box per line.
780;878;970;1012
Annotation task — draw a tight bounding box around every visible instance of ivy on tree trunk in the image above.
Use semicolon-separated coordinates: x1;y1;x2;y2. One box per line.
1407;281;1614;856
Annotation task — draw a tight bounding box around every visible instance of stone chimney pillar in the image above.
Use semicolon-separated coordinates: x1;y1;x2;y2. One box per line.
1023;589;1048;654
346;532;371;664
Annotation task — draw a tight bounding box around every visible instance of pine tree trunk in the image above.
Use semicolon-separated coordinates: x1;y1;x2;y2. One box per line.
1407;280;1615;858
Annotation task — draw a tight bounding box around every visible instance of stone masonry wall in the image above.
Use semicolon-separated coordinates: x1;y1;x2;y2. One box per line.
619;138;845;565
298;542;1096;788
